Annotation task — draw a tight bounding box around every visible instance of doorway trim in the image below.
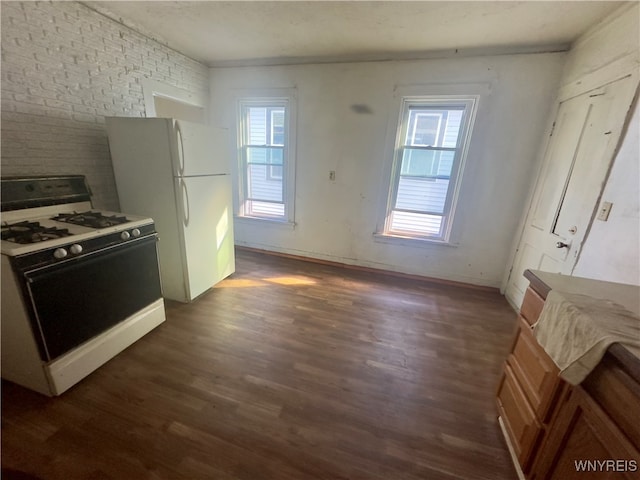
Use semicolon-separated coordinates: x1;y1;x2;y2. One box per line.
141;79;207;119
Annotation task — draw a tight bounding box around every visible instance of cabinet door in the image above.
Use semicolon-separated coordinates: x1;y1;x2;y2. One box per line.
509;317;562;422
533;387;640;479
497;364;542;471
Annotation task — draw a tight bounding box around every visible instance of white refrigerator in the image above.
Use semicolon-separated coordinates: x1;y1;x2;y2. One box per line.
105;117;235;303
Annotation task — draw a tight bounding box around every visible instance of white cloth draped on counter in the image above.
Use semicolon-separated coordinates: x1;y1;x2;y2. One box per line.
533;290;640;385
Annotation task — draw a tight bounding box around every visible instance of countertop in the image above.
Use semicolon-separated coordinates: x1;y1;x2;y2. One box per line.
524;270;640;317
524;269;640;382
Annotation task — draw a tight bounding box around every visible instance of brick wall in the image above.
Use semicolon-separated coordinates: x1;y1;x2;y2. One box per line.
1;1;209;209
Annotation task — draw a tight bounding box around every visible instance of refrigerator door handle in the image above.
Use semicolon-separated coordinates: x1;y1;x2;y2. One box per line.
180;179;190;227
176;122;185;175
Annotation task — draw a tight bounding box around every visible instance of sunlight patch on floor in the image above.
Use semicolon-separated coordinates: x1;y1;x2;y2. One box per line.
215;279;267;288
264;276;317;286
215;276;317;288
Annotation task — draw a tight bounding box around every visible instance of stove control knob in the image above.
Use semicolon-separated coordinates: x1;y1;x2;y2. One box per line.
69;244;83;255
131;228;141;238
120;231;131;241
53;248;68;259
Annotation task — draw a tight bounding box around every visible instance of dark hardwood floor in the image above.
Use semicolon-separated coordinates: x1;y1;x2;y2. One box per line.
2;249;518;479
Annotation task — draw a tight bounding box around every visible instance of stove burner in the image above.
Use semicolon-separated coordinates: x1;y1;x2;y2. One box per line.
1;221;72;244
52;211;130;229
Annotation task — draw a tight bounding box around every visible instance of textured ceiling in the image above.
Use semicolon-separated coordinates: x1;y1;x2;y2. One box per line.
84;1;628;66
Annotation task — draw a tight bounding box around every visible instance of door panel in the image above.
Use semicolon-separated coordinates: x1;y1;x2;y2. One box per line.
552;94;615;238
530;100;591;230
177;175;235;301
174;120;230;176
506;75;637;307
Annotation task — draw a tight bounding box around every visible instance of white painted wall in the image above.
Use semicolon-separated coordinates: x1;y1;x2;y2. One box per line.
559;5;639;93
210;53;565;287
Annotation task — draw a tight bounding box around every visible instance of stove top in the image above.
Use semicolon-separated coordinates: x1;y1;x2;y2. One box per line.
52;211;130;229
1;221;72;244
1;206;154;257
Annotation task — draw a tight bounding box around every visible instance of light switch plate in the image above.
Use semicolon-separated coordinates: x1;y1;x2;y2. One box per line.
597;201;613;221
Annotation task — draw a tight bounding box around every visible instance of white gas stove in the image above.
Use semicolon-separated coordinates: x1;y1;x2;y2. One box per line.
1;175;166;396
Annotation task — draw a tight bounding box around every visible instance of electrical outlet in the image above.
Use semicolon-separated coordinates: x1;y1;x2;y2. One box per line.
597;201;613;221
329;170;336;181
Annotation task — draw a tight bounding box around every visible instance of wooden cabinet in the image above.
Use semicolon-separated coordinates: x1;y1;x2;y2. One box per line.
509;316;562;422
497;362;541;469
498;273;640;480
532;386;639;479
497;288;564;474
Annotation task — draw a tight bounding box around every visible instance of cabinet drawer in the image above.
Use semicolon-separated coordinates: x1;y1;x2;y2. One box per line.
497;363;542;471
520;287;544;326
509;316;562;422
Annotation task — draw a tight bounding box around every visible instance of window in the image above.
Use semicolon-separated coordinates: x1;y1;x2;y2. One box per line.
237;98;295;222
381;96;477;242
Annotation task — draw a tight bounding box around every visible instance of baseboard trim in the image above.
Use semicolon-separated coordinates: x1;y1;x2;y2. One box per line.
235;245;500;293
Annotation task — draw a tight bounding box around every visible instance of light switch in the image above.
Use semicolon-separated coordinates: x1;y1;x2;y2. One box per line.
597;201;613;221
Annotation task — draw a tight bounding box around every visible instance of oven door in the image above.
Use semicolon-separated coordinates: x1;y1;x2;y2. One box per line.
23;235;162;361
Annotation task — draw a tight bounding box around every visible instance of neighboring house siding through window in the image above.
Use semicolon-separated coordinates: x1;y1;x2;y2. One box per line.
382;96;477;242
238;98;294;222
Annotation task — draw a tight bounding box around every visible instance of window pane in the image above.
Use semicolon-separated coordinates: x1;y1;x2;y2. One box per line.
248;200;285;217
442;110;463;148
408;112;441;146
247;146;283;165
247;107;267;144
268;147;283;166
246;146;268;165
248;163;283;202
400;148;438;177
395;177;450;214
390;211;443;236
271;109;285;145
436;150;455;176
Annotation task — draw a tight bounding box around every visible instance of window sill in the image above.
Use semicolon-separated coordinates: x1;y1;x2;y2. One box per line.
234;215;296;230
372;232;458;248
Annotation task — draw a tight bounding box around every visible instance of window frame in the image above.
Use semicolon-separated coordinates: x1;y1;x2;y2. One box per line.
236;94;296;225
377;94;479;244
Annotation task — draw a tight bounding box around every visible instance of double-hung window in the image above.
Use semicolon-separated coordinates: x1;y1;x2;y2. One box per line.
237;97;295;222
381;96;477;242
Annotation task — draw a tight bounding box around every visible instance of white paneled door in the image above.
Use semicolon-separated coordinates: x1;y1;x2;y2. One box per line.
506;75;638;307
